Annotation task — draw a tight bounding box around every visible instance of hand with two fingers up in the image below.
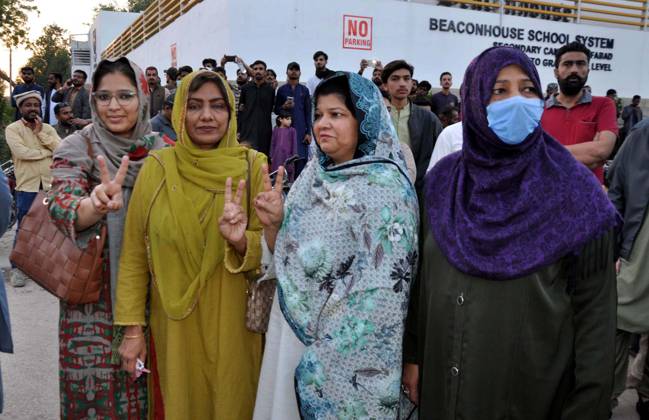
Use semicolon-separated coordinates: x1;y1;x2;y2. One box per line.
90;155;130;214
253;164;285;252
218;177;249;255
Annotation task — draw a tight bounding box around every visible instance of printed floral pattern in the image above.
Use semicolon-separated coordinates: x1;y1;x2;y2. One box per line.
275;73;419;419
47;158;147;419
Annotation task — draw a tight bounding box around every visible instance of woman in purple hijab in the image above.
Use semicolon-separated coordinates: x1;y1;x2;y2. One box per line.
401;46;619;419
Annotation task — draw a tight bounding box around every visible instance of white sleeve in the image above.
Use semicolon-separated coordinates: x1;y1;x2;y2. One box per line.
428;129;453;172
427;122;463;172
259;233;277;282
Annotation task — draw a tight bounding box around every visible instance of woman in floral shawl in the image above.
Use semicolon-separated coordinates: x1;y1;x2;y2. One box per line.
48;57;168;418
255;72;419;419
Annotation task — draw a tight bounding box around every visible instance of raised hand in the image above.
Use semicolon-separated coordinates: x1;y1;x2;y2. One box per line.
218;177;248;247
90;155;130;214
254;164;285;230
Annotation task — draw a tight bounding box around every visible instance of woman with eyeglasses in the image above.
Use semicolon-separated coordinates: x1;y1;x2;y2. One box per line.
47;57;169;419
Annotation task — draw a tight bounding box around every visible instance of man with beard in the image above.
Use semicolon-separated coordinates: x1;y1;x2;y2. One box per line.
165;67;178;93
238;60;275;156
53;103;76;139
306;50;335;95
274;61;312;176
11;67;45;121
541;42;618;184
383;59;443;193
52;69;91;130
232;68;250;115
146;66;168;118
5;91;60;287
358;59;384;86
44;72;63;125
430;72;459;117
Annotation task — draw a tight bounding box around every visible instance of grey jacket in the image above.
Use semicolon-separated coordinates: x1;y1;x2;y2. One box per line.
149;85;166;118
608;118;649;260
52;86;91;125
408;102;443;191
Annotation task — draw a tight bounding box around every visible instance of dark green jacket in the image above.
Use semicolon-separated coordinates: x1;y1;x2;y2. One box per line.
404;220;617;420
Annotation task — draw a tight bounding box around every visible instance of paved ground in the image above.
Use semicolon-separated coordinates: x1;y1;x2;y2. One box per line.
0;225;642;419
0;226;58;419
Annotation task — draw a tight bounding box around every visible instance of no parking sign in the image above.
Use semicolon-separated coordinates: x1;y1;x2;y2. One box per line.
343;15;373;50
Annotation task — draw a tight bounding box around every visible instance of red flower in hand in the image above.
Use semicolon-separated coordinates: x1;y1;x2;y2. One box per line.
128;146;149;161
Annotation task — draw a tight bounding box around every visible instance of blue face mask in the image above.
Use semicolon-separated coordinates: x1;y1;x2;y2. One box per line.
486;96;544;145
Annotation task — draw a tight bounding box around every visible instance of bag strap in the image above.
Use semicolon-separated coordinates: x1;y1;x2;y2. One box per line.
81;134;106;247
84;136;96;161
245;149;257;224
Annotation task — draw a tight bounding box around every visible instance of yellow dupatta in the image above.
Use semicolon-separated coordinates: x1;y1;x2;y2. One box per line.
152;70;249;320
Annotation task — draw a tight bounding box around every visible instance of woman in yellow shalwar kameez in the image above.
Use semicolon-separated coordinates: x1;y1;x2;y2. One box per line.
114;70;266;419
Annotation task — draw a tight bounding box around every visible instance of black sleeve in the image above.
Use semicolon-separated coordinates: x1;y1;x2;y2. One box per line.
274;87;284;116
403;262;421;364
51;90;65;103
80;89;91;120
561;231;617;420
403;215;429;365
606;135;628;217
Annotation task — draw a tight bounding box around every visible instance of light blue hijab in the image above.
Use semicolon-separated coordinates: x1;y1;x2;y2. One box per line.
274;72;419;419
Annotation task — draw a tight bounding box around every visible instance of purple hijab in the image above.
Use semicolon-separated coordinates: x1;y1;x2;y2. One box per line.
425;46;619;280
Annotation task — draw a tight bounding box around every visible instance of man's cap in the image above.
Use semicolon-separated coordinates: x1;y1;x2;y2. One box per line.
15;90;42;107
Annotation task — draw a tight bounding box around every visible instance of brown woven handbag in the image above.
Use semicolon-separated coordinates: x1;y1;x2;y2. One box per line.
9;138;106;304
244;149;276;334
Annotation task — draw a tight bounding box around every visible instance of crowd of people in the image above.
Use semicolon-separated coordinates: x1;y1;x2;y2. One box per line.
0;39;647;420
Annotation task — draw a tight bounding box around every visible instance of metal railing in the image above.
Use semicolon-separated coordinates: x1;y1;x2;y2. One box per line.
102;0;648;60
101;0;203;59
427;0;649;28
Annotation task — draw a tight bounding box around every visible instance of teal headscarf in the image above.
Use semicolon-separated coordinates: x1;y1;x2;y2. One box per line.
274;72;419;418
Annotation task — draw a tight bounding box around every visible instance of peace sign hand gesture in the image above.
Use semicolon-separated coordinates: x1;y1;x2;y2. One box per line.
218;178;248;248
90;155;130;214
254;165;285;230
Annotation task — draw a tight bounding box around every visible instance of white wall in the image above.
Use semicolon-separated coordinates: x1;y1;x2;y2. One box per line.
90;11;141;71
118;0;648;97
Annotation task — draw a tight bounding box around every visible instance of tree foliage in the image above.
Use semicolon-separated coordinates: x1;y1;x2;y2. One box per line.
94;2;127;13
95;0;155;13
0;0;38;48
25;24;71;87
128;0;155;12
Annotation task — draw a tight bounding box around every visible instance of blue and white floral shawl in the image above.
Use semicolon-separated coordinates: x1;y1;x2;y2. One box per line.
274;72;419;419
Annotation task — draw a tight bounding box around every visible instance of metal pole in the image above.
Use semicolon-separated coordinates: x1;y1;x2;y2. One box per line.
499;0;504;26
576;0;582;23
643;0;649;30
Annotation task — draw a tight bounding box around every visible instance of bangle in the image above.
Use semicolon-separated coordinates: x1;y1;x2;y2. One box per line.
124;334;143;339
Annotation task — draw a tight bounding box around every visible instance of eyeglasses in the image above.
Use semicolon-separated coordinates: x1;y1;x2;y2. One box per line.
92;90;137;107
